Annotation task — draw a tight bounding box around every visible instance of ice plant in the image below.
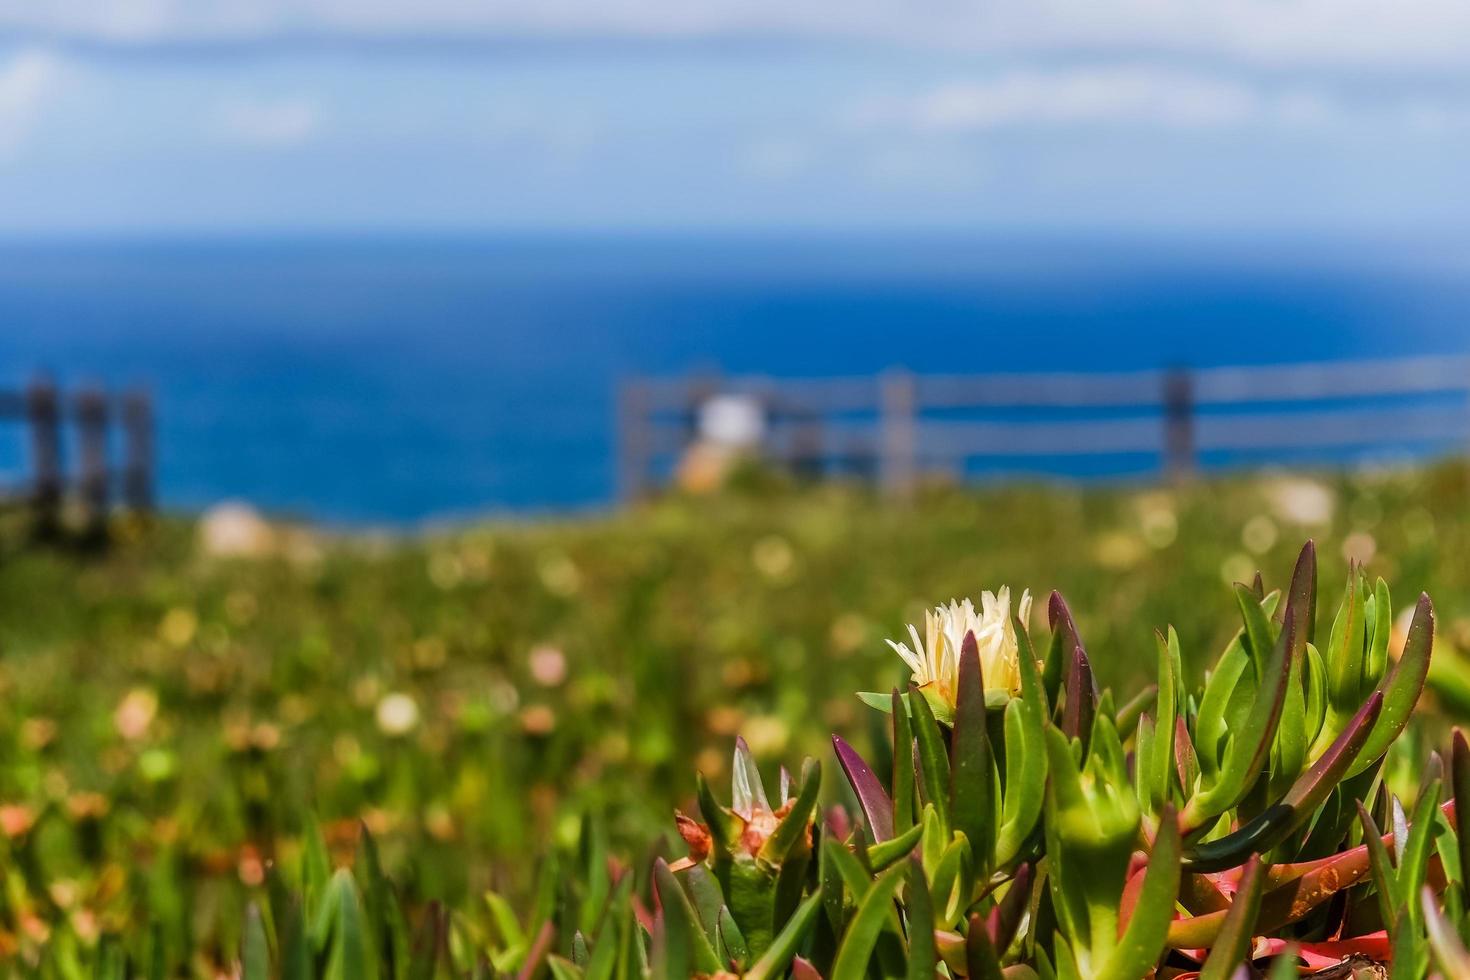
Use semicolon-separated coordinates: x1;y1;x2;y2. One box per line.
874;587;1033;722
15;539;1470;978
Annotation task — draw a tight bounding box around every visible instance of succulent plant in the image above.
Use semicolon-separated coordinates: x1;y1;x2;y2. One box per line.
14;537;1470;978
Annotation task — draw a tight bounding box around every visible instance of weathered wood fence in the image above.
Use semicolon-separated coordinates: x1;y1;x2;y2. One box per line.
0;378;154;533
616;355;1470;500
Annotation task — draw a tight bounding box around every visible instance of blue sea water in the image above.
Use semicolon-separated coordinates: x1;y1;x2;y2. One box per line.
1;235;1468;525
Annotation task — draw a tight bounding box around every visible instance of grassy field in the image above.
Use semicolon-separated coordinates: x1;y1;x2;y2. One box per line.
1;462;1468;964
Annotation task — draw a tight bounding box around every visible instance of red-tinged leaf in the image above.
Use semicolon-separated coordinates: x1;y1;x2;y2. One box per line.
791;956;822;980
966;912;1004;980
1254;934;1390;971
1171;800;1459;950
516;921;555;980
1118;859;1148;926
1197;857;1267;980
988;863;1031;957
674;813;711;865
832;735;894;843
1264;799;1455;891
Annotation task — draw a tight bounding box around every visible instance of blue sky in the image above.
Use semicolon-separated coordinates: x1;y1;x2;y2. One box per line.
4;2;1470;236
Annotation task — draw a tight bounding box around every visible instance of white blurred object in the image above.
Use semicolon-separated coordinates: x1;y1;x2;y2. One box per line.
198;501;276;558
699;394;766;449
1265;477;1335;526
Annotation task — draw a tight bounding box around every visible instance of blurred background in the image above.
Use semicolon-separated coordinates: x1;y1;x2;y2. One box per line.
4;1;1470;969
4;2;1470;520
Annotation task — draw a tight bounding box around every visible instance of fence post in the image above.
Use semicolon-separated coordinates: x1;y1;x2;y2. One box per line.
787;402;824;480
880;368;917;499
75;386;111;537
1163;368;1195;482
122;388;155;514
25;377;63;535
616;379;650;503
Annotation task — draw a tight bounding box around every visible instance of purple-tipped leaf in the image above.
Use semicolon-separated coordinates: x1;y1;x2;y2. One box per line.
1049;593;1096;749
832;735;894;843
1284;540;1317;645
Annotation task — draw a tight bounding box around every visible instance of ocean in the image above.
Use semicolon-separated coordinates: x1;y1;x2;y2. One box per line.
2;235;1468;526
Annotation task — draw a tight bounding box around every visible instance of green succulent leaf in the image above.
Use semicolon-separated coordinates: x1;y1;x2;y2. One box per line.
1095;804;1180;980
1183;691;1382;872
744;893;823;980
910;682;952;837
1182;581;1300;831
242;904;269;980
952;630;996;874
928;833;974;929
893;687;917;836
904;857;938;980
653;859;723;975
1357;801;1399;939
867;821;925;873
997;617;1048;867
829;864;905;980
1348;593;1434;778
760;757;821;865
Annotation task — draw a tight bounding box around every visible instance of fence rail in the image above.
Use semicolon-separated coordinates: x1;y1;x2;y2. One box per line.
616;355;1470;499
0;377;154;535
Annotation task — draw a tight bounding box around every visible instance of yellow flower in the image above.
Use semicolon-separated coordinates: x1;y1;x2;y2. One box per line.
887;588;1032;707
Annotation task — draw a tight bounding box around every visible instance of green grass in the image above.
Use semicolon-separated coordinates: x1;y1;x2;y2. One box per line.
0;463;1466;962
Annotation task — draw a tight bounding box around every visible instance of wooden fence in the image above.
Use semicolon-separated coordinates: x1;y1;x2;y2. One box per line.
616;355;1470;500
0;378;154;534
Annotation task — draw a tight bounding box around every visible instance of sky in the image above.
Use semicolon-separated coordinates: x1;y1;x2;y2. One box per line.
3;2;1470;236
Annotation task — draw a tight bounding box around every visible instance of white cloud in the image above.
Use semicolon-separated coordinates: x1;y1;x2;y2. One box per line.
910;68;1259;132
8;1;1470;73
0;48;63;157
843;65;1470;136
211;96;319;147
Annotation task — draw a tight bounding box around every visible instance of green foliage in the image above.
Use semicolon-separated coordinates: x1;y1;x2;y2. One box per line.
10;468;1470;974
